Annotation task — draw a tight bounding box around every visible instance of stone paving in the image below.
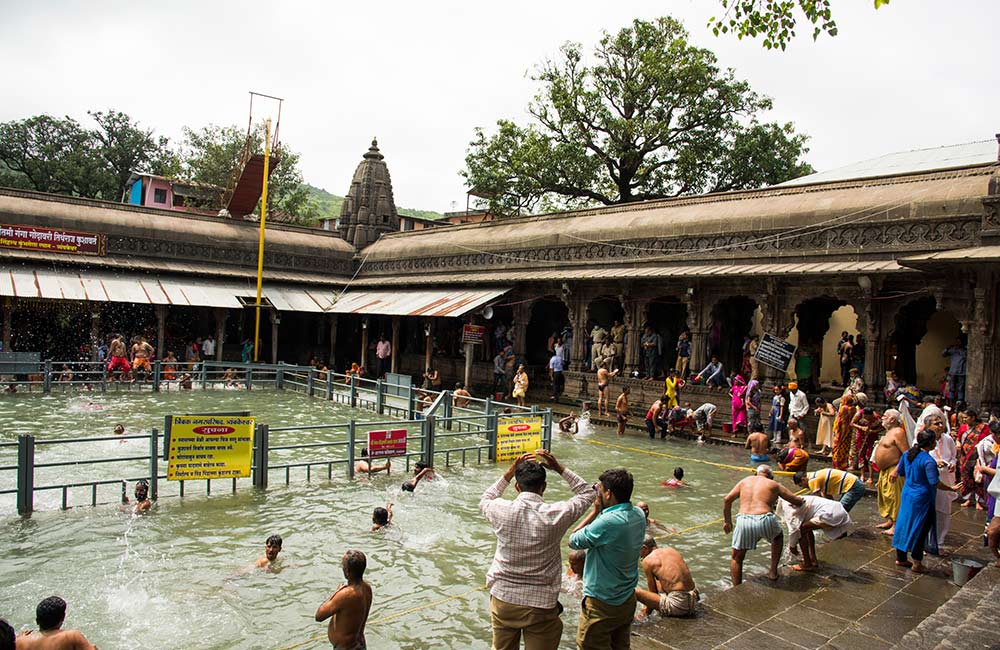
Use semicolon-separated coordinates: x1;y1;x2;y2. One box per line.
630;507;995;650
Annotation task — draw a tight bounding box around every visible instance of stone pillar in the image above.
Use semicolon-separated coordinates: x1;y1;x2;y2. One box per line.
214;308;227;361
855;298;884;396
756;284;787;385
964;283;990;409
90;307;101;362
328;314;338;369
154;305;168;361
390;316;400;374
424;319;434;372
623;296;645;374
2;298;13;352
464;341;474;389
511;302;530;360
270;310;280;364
686;293;707;375
360;319;370;371
569;296;589;372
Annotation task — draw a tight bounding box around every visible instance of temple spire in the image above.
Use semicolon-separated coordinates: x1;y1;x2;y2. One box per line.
337;138;398;249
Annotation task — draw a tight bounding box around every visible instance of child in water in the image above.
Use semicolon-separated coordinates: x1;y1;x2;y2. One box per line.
401;463;434;492
661;467;689;488
371;503;393;531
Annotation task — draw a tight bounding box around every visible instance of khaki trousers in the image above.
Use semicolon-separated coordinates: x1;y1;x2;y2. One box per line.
490;595;563;650
576;594;636;650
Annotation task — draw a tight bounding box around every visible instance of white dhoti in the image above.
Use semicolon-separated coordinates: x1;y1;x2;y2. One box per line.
932;434;957;547
778;495;852;547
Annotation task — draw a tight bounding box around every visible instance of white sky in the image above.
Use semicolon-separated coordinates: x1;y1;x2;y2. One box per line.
1;0;997;213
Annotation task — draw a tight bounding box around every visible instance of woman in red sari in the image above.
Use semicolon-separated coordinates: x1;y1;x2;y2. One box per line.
958;409;989;508
831;394;857;470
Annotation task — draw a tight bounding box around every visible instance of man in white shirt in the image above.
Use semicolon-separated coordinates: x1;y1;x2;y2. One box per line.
480;450;595;649
788;382;809;422
201;335;215;360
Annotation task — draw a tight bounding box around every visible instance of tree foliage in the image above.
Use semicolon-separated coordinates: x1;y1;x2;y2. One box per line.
462;17;813;216
709;0;893;50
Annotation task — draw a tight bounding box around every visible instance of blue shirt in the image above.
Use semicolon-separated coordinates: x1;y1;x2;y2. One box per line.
568;502;645;605
548;355;564;372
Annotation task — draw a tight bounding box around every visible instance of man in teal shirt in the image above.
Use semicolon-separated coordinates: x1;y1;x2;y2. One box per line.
569;468;646;649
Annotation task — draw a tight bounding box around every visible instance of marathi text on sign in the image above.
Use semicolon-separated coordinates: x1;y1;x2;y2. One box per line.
0;223;105;256
166;415;255;480
754;332;797;372
495;416;543;462
462;324;487;345
367;428;408;458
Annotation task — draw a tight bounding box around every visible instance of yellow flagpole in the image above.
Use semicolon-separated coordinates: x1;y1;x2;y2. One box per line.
253;118;272;362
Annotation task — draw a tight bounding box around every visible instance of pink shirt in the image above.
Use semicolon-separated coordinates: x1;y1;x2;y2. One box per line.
376;340;391;359
480;469;594;608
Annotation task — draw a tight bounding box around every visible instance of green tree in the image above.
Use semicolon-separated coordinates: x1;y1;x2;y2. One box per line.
709;0;893;50
462;17;813;216
177;123;314;222
89;110;177;199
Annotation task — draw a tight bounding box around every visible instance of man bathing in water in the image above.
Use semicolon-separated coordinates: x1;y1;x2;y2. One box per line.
315;550;372;650
15;596;97;650
121;479;151;514
558;411;579;434
723;466;804;585
637;501;669;535
371;503;393;531
615;385;630;437
401;462;433;492
354;448;391;476
256;534;283;569
595;364;619;416
635;536;699;619
106;334;130;380
745;429;771;467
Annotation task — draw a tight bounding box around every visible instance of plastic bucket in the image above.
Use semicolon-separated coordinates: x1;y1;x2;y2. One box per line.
951;556;986;586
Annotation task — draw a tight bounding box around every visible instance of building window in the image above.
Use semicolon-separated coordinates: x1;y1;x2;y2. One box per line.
153;188;168;204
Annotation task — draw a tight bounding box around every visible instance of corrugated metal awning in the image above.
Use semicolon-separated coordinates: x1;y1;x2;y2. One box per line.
349;260;906;287
0;266;337;312
900;246;1000;269
327;288;509;317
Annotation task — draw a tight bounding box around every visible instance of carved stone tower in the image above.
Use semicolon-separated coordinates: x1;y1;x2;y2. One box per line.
337;138;399;249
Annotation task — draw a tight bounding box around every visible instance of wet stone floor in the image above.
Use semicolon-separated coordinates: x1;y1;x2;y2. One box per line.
631;507;994;650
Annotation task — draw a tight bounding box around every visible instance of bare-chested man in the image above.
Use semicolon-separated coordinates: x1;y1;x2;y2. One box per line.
595;364;619;416
874;409;909;534
16;596;97;650
745;430;771;467
256;534;283;570
615;386;630;437
635;536;698;619
120;479;152;515
130;337;154;381
452;382;471;408
315;550;373;650
723;466;804;585
354;447;391;476
106;335;130;380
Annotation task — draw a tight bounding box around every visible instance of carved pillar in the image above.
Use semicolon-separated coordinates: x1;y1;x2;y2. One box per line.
90;307;101;362
423;318;434;371
214;308;227;361
511;302;530;360
328;314;338;368
854;296;883;396
269;310;280;364
360;319;370;371
623;296;645;374
757;282;786;384
390;316;400;374
687;292;708;375
569;295;589;372
964;281;990;409
154;304;168;361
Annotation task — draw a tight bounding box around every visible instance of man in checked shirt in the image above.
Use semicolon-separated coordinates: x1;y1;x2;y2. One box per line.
480;449;596;649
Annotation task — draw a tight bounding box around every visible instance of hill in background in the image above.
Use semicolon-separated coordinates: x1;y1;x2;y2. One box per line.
304;184;443;223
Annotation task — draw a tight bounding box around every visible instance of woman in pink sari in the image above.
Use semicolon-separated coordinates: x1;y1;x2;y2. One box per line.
730;375;748;434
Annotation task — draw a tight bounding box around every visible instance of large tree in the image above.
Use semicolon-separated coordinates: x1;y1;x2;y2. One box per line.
462;17;813;216
177;123;315;222
709;0;893;50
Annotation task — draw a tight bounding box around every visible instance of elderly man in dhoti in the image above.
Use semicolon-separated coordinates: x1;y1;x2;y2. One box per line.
874;409;910;535
778;494;852;571
634;536;699;620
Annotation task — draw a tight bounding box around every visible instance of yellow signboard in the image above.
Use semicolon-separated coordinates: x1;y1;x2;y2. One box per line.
495;416;543;462
167;415;255;481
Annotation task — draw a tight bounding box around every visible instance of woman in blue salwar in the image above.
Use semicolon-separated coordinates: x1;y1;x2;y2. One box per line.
893;419;956;572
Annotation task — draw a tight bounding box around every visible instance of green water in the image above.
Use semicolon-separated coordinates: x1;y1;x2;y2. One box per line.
0;391;875;649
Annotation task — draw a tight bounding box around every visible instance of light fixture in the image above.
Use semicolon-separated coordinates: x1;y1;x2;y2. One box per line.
857;275;872;290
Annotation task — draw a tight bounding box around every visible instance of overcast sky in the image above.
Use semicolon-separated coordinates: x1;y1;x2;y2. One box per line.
2;0;997;213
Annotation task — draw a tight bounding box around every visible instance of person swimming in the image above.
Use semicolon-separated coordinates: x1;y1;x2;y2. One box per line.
661;467;689;487
401;462;433;492
256;534;283;570
354;448;391;476
371;503;393;531
121;479;151;514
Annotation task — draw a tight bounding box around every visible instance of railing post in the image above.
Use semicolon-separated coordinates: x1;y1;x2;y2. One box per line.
16;434;35;516
253;423;269;489
484;395;493;416
149;427;159;500
276;366;284;390
246;367;253;391
152;360;161;392
376;379;384;415
487;413;497;462
43;360;52;394
347;420;356;479
307;368;315;397
443;390;453;430
326;371;334;401
350;374;358;408
407;385;416;420
542;408;553;451
201;361;209;390
423;415;435;467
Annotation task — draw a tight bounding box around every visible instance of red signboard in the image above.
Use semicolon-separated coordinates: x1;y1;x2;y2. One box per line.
462;324;487;345
367;428;408;458
0;224;105;256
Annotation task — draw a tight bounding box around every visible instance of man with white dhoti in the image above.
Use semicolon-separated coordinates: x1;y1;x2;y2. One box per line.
927;414;956;547
777;495;851;571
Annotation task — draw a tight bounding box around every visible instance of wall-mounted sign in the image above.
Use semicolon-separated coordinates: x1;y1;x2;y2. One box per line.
462;324;487;345
754;332;797;372
367;428;408;458
0;224;105;256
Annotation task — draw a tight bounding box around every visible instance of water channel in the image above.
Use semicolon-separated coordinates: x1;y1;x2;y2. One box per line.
0;390;876;649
